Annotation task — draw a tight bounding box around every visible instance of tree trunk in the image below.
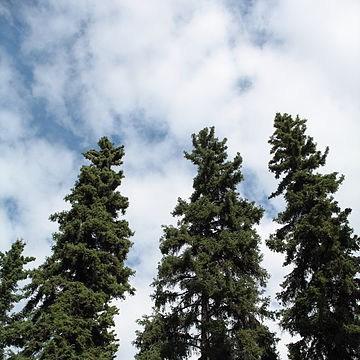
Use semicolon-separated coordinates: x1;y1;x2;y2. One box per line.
200;295;209;360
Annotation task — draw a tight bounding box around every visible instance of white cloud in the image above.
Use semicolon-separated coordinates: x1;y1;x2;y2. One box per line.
0;49;78;264
0;138;77;258
116;158;194;358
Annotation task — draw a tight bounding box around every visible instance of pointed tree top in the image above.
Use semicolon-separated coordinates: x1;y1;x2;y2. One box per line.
269;113;329;198
185;126;228;165
83;136;124;169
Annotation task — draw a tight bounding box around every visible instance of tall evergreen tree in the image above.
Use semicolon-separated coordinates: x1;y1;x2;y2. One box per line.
267;113;360;360
0;240;34;359
21;137;134;359
135;127;278;360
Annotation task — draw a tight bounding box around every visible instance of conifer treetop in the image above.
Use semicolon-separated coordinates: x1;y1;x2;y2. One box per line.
0;239;34;358
269;113;329;198
267;113;360;360
21;136;134;359
135;127;278;360
84;136;125;169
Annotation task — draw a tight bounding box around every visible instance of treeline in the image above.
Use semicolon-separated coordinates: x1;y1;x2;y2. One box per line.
0;113;359;360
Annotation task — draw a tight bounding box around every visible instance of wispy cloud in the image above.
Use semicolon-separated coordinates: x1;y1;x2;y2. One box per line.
0;49;78;264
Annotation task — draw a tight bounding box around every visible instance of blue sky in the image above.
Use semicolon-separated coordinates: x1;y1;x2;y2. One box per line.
0;1;359;359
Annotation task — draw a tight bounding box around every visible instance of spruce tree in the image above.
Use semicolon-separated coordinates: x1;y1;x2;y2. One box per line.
21;137;134;359
0;240;34;359
135;127;278;360
267;113;360;360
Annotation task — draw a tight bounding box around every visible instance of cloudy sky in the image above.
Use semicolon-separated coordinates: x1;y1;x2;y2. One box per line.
0;1;359;359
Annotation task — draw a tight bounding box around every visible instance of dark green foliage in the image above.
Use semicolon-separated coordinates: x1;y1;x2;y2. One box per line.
21;137;134;359
134;312;189;360
0;240;34;359
135;127;278;360
267;113;360;360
